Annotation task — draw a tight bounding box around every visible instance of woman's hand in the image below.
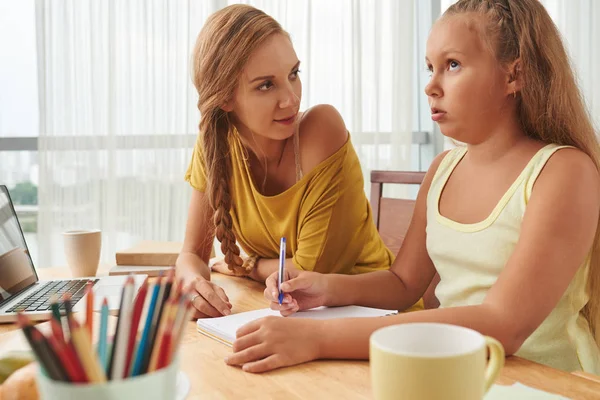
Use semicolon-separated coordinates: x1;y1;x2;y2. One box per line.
177;264;232;318
210;258;237;276
264;269;329;316
226;316;323;373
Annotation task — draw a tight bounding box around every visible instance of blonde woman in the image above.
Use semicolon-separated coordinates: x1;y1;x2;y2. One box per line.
176;5;423;318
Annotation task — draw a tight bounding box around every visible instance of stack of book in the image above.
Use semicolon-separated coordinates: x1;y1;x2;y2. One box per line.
109;241;184;277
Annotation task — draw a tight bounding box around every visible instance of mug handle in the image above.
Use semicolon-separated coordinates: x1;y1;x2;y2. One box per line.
483;336;505;393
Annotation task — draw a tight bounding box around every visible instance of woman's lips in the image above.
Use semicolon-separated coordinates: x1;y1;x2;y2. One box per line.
275;114;297;125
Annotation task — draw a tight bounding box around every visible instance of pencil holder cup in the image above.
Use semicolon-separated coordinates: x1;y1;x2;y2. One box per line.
36;357;179;400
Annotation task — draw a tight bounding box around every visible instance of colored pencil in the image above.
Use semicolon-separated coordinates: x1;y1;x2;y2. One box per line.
140;275;167;374
85;281;94;338
17;314;67;381
49;308;65;343
109;276;135;380
97;298;109;373
65;339;89;383
46;332;81;382
172;292;194;359
131;278;161;376
148;297;177;372
156;324;173;370
70;319;106;383
123;280;148;377
31;328;68;381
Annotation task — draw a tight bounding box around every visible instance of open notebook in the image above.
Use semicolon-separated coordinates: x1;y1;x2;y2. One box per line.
196;306;395;346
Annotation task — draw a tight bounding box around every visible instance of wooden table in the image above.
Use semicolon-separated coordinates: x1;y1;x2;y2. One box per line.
1;268;600;399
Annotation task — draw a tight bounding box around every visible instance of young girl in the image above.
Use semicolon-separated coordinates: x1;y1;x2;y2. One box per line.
176;4;423;319
226;0;600;374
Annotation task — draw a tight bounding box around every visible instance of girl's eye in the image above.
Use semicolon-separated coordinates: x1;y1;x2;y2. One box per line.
449;60;461;71
290;69;301;79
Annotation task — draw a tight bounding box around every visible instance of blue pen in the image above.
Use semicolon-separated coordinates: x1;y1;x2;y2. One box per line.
278;237;286;305
131;279;161;376
97;298;109;373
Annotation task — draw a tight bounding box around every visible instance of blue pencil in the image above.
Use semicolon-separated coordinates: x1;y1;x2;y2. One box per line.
131;278;161;376
97;298;109;373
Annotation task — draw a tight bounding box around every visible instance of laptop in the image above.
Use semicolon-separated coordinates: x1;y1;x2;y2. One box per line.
0;185;146;323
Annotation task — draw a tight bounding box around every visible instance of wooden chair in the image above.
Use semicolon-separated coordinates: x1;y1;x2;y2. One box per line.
370;170;440;309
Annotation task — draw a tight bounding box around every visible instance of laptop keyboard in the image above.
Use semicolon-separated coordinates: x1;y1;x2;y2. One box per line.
5;279;99;313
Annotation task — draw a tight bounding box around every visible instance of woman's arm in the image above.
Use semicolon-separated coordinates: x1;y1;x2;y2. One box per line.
176;189;233;317
248;258;294;282
176;189;215;280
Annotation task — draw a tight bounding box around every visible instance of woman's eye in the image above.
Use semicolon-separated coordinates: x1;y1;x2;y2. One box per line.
258;81;273;91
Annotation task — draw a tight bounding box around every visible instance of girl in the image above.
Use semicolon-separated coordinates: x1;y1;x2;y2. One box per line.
227;0;600;374
176;5;423;318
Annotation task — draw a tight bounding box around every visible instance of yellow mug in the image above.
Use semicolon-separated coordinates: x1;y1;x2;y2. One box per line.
370;323;504;400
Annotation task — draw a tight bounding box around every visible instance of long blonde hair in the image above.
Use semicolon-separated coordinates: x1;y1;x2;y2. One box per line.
191;5;285;275
445;0;600;344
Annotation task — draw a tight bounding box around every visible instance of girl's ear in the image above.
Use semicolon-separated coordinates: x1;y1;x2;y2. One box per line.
506;58;523;96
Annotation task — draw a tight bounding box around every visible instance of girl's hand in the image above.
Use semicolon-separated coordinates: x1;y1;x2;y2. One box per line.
264;269;329;316
226;316;323;373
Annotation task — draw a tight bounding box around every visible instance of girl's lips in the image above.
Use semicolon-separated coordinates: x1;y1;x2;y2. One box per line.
431;112;446;122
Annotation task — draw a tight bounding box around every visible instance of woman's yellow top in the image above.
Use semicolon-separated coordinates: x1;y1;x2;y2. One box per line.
185;130;394;275
427;144;600;374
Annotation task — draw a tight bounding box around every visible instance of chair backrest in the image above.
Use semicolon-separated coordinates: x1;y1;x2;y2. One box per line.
370;171;426;255
370;170;440;309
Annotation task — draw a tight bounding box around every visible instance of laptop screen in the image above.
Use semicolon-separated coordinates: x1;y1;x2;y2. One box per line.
0;186;38;305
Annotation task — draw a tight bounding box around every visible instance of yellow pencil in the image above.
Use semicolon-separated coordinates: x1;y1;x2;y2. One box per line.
71;319;107;383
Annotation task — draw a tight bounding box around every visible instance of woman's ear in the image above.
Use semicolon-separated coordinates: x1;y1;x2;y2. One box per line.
221;101;234;112
506;58;523;96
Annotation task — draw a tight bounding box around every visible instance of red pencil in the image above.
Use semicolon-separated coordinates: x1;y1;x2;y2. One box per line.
65;340;89;383
49;319;65;345
46;333;85;382
123;280;149;377
156;326;172;370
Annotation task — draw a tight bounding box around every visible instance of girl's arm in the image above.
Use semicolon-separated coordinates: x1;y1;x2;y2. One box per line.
319;148;600;358
322;151;447;310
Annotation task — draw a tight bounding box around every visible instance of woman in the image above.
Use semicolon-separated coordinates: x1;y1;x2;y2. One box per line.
176;4;423;318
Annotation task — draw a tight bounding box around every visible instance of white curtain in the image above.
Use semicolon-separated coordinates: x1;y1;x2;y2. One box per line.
35;0;414;267
540;0;600;132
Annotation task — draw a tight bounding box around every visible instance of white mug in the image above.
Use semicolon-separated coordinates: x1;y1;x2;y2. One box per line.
63;230;102;277
370;323;505;400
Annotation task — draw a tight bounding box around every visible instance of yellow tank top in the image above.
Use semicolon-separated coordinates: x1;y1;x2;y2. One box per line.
185;129;395;275
426;144;600;373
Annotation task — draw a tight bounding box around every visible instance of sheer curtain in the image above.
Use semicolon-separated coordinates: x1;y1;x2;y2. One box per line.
35;0;414;267
540;0;600;131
